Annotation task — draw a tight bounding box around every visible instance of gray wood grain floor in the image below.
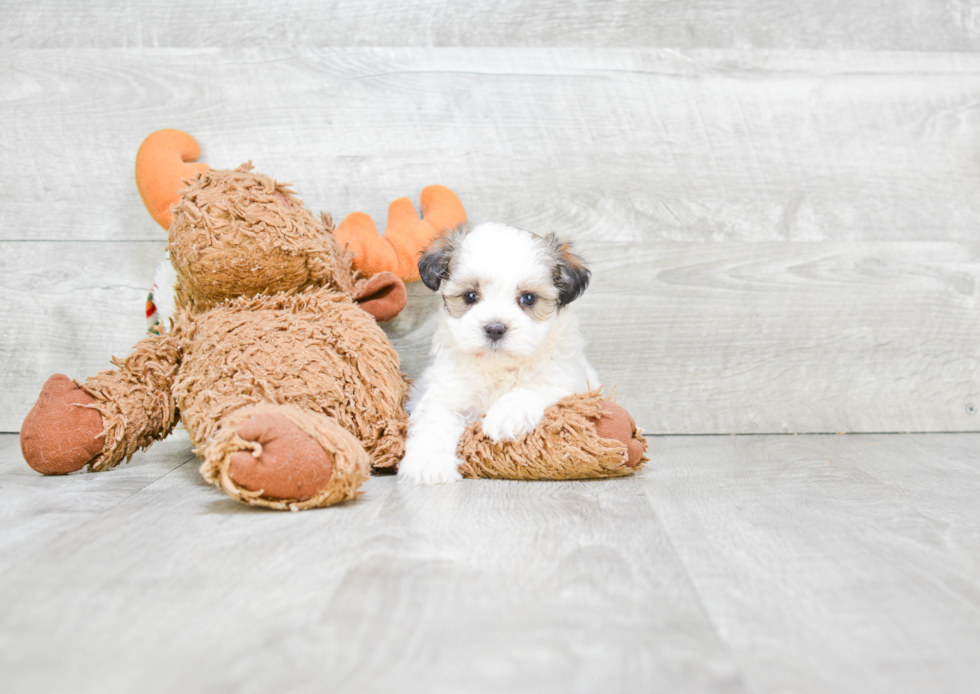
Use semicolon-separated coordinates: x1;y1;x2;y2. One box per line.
1;432;978;694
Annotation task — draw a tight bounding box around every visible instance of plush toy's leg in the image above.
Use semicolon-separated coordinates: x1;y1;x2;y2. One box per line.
366;417;407;473
456;390;648;480
21;333;180;475
200;403;371;511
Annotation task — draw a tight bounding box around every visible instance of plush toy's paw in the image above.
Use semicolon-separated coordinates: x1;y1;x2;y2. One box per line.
595;401;646;468
228;412;335;500
397;448;463;485
203;405;371;510
456;391;646;481
482;396;546;443
21;375;105;475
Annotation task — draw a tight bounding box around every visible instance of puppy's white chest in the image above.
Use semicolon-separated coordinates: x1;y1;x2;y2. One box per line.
461;366;538;418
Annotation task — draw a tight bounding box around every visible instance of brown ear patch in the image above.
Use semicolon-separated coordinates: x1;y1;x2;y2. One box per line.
418;224;468;291
545;234;591;306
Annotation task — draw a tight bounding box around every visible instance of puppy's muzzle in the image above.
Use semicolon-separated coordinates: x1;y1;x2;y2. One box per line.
484;322;508;343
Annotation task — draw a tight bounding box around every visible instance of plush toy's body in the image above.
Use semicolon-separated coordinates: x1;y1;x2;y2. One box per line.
20;130;647;510
21;132;460;509
83;282;409;510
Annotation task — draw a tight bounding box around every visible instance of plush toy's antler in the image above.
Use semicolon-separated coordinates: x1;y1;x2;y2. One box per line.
335;186;467;282
135;129;210;229
134;129;466;282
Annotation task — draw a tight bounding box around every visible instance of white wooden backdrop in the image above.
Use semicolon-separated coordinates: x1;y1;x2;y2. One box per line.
1;3;979;434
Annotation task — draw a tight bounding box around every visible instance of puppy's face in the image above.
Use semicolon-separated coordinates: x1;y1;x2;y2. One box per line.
419;223;590;360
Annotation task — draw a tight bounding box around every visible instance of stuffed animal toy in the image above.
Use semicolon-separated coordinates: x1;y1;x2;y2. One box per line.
20;130;646;511
457;390;647;479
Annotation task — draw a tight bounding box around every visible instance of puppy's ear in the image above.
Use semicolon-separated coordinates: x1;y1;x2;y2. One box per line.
418;224;466;291
547;234;591;306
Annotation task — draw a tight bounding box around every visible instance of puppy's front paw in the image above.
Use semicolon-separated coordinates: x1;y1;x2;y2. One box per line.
482;399;546;443
397;449;463;485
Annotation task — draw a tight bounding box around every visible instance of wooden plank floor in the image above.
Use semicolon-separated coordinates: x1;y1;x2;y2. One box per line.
1;432;978;693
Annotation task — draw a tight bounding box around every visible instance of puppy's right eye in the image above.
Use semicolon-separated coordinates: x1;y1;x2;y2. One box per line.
518;292;537;307
463;290;479;305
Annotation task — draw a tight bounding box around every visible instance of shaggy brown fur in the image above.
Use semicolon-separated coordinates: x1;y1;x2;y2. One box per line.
76;284;410;482
457;390;648;480
168;165;359;314
81;332;180;471
173;289;408;470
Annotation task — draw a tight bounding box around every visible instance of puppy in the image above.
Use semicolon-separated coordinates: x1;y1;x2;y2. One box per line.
398;222;598;484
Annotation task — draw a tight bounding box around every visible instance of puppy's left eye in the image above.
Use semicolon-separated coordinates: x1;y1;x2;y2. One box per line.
463;290;479;305
518;292;537;307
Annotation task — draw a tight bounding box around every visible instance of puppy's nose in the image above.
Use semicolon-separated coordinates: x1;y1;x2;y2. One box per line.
484;322;508;342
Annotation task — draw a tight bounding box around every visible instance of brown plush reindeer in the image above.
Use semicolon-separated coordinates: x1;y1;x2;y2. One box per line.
20;130;466;509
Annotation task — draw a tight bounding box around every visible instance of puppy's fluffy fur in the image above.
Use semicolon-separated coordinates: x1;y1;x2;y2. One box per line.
398;222;598;484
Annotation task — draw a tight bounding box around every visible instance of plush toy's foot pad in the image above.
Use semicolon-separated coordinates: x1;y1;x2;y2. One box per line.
201;403;372;511
595;401;646;468
21;375;105;475
227;413;335;501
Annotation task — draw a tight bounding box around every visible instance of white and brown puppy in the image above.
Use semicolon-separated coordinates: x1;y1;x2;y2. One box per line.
398;222;598;484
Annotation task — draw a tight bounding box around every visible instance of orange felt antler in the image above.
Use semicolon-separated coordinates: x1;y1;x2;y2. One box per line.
335;186;466;282
135;129;210;229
